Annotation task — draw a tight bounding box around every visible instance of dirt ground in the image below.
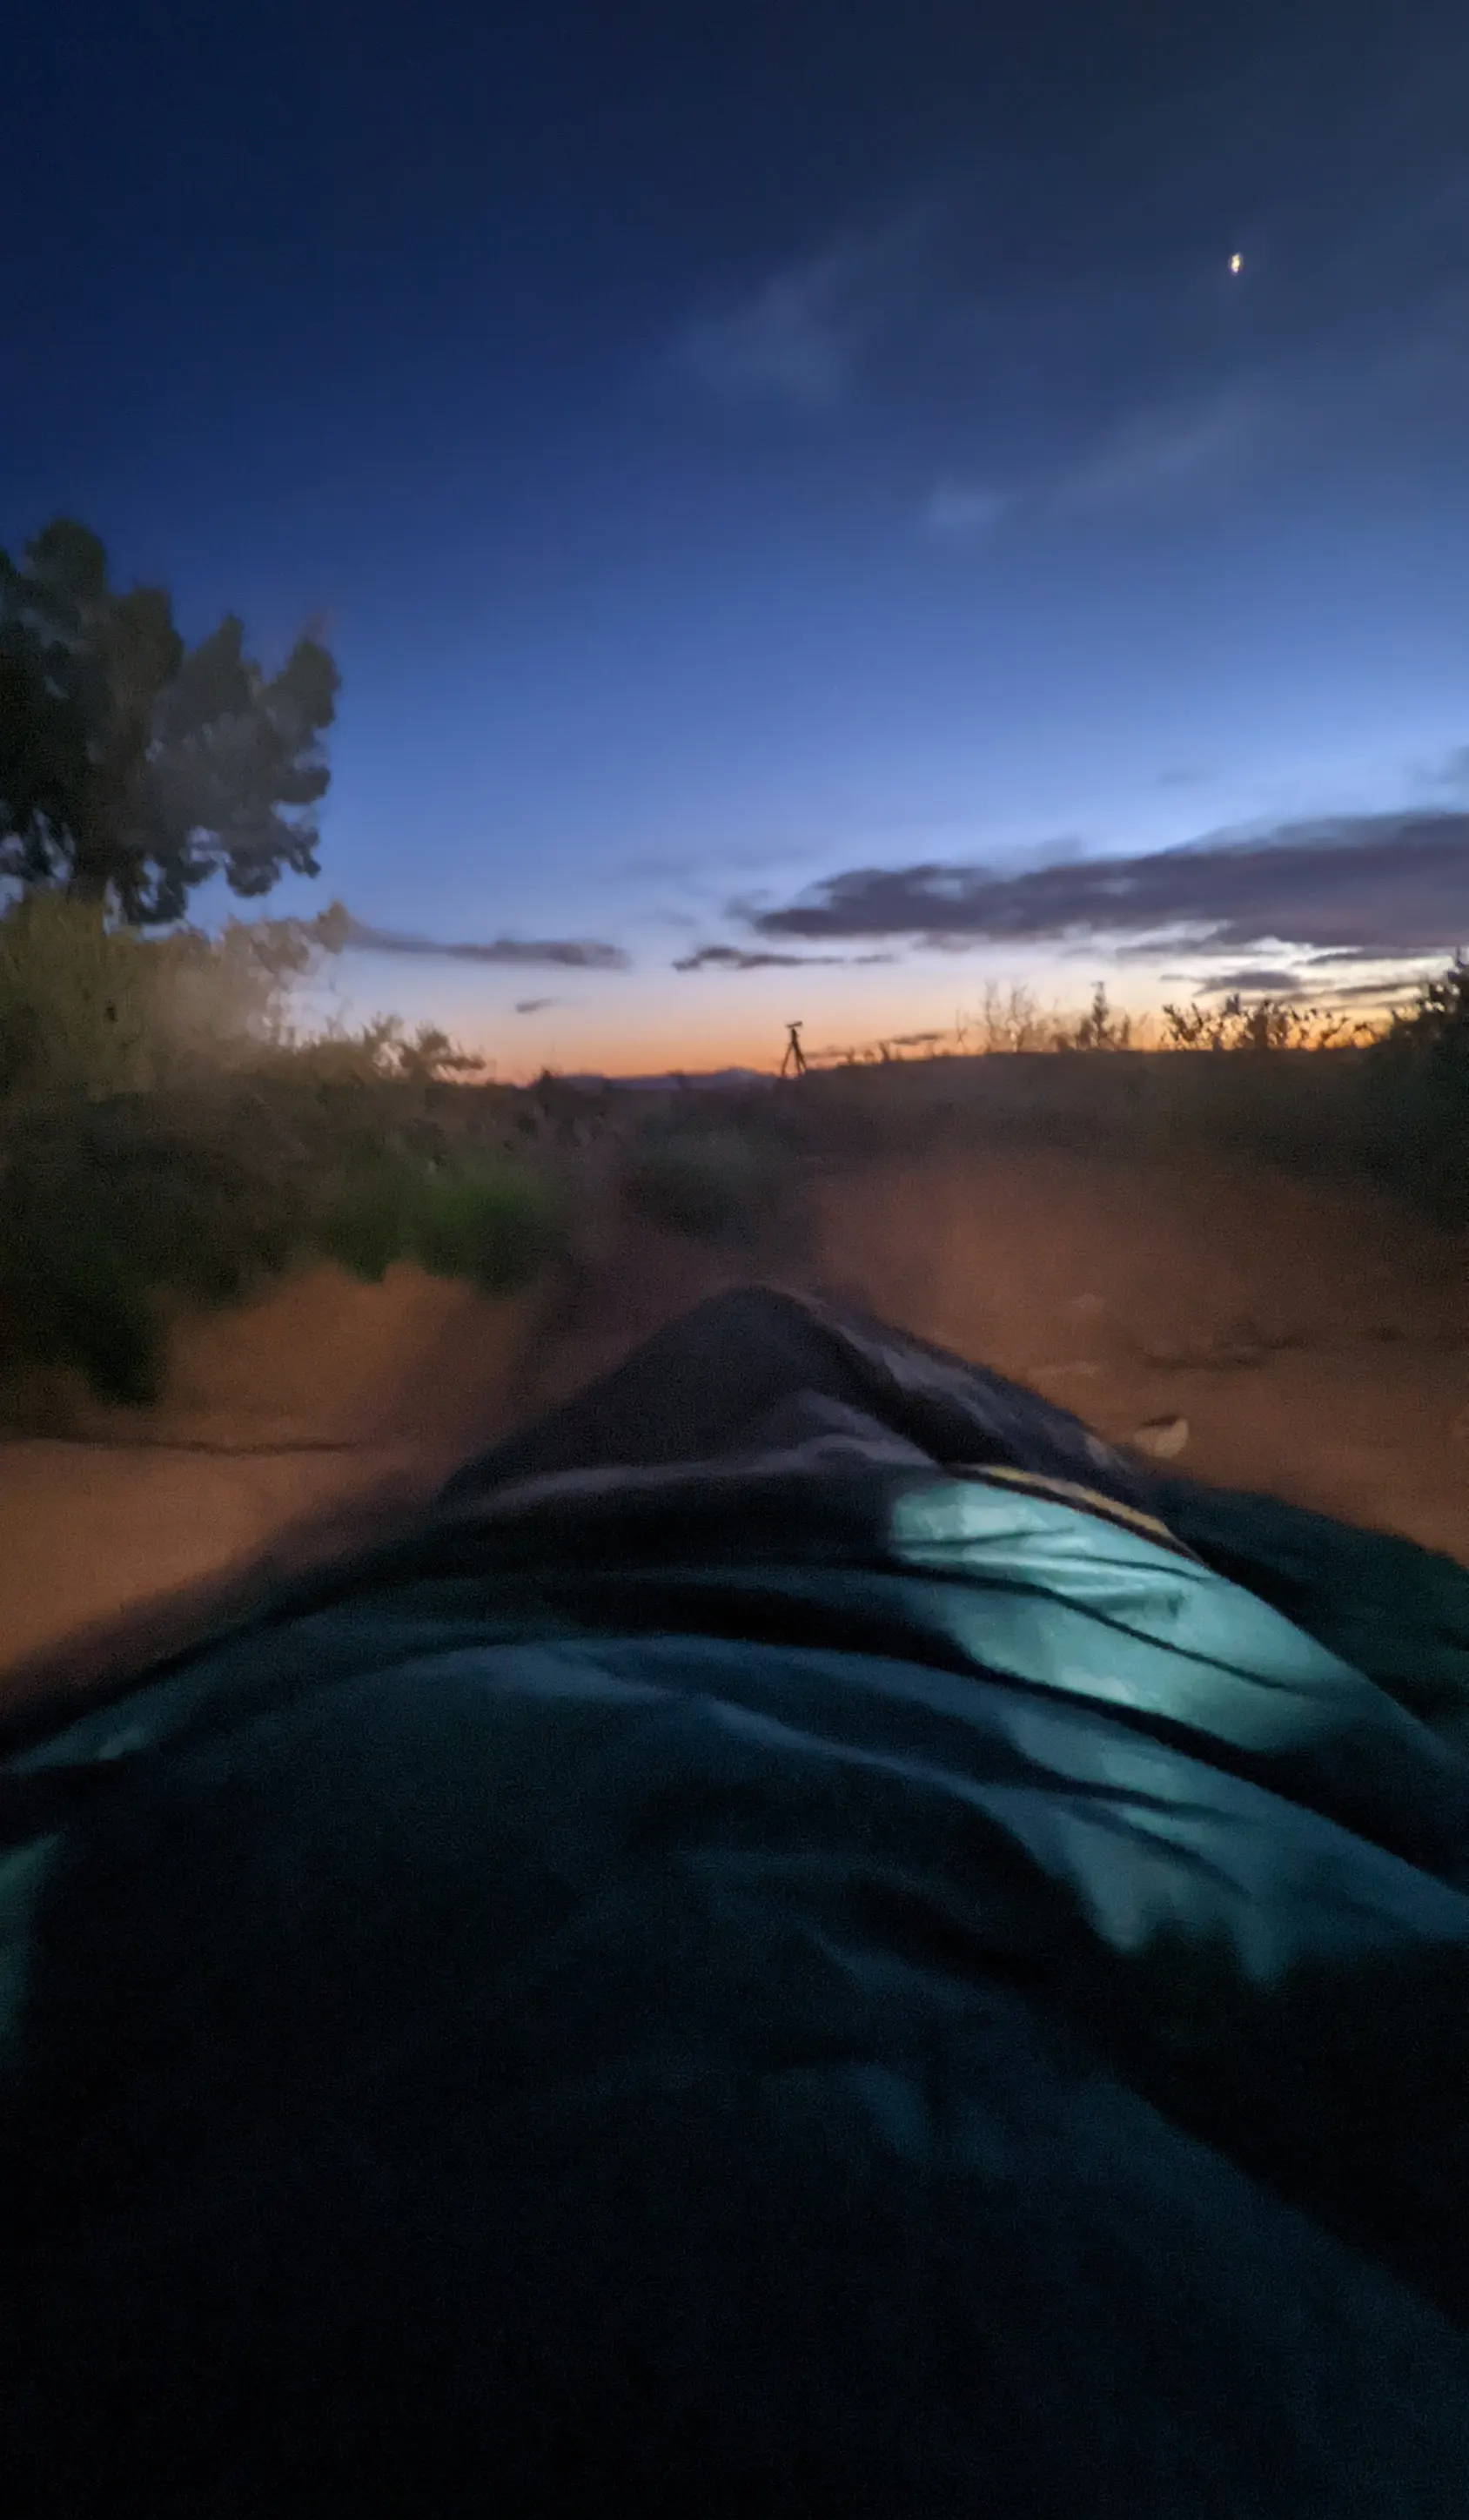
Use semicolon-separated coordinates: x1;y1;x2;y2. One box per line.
2;1146;1466;1715
812;1151;1469;1560
0;1267;551;1708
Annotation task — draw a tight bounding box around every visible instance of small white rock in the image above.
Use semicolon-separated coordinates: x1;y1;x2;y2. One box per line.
1133;1415;1191;1460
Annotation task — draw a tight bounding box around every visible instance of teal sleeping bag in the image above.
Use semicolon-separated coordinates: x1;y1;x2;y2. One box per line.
3;1288;1468;2517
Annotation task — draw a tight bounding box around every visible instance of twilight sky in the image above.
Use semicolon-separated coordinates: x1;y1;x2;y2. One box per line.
5;0;1469;1074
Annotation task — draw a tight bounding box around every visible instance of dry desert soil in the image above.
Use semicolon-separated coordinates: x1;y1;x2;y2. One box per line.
2;1145;1464;1717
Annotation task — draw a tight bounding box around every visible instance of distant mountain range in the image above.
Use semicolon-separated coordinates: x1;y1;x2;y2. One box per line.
560;1067;771;1092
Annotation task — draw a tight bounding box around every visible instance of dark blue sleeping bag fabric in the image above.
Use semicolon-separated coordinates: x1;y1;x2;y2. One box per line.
3;1289;1469;2516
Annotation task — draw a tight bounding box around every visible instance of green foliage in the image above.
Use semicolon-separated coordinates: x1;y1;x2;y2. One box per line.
412;1163;563;1294
0;517;338;923
320;1154;560;1294
317;1154;426;1283
620;1121;795;1242
279;1013;485;1089
0;892;352;1102
1364;956;1469;1221
0;1083;564;1410
0;894;488;1110
0;893;160;1099
0;1098;306;1405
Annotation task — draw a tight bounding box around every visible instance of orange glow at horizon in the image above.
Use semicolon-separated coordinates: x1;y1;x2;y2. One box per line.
318;944;1417;1085
437;971;1172;1081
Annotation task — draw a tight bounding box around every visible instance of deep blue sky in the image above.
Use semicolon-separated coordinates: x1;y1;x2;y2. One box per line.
6;1;1469;1070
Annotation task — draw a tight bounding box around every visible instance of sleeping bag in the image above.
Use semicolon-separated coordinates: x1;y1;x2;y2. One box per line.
3;1286;1469;2516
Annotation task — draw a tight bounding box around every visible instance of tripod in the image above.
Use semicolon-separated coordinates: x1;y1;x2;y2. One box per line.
780;1020;808;1077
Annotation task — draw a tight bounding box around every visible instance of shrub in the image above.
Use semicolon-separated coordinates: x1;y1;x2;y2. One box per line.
1374;955;1469;1077
321;1152;563;1295
0;1097;308;1405
0;1089;566;1410
620;1122;795;1243
0;894;348;1105
1051;983;1133;1053
954;984;1053;1055
1161;992;1366;1052
410;1161;563;1294
0;895;485;1113
0;894;158;1100
318;1153;426;1283
1363;957;1469;1221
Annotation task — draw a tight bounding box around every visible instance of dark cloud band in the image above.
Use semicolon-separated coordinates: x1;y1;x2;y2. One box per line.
750;810;1469;957
673;943;895;971
344;918;628;971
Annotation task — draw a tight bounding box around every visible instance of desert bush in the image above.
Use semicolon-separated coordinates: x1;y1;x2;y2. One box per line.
1363;957;1469;1221
0;1083;565;1409
321;1152;561;1294
620;1119;795;1242
412;1162;563;1293
0;894;486;1112
1374;955;1469;1077
316;1152;426;1283
954;984;1053;1055
0;1095;309;1404
1161;992;1367;1052
1051;983;1134;1052
0;894;352;1105
0;894;163;1099
257;1013;486;1090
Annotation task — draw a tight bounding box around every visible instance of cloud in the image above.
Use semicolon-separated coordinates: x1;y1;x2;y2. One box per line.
674;214;927;409
513;997;560;1014
916;386;1263;545
1036;241;1469;528
1303;944;1446;967
1194;968;1311;997
916;389;1264;549
749;809;1469;958
1428;744;1469;794
1177;966;1421;1011
1056;384;1268;512
1321;976;1428;1004
343;918;629;970
672;943;892;972
922;481;1011;541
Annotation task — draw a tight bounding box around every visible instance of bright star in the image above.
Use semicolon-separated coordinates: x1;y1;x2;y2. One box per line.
1228;252;1244;275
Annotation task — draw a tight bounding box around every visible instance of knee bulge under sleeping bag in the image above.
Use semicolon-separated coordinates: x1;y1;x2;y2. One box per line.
3;1289;1469;2516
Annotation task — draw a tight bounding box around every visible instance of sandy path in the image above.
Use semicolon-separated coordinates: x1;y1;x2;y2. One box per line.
0;1264;550;1710
2;1151;1465;1716
811;1151;1469;1561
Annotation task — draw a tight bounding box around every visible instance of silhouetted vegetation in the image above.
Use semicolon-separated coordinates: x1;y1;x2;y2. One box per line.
0;1081;565;1409
322;1153;561;1296
765;959;1469;1221
1053;982;1134;1052
0;847;1464;1420
1364;957;1469;1222
1;519;337;924
619;1114;798;1244
1161;992;1366;1052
